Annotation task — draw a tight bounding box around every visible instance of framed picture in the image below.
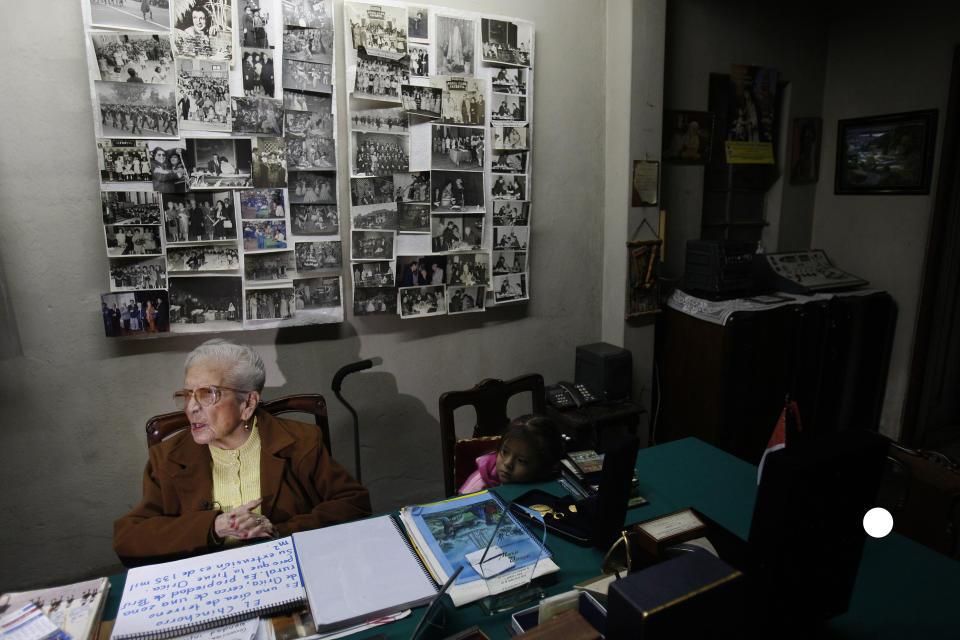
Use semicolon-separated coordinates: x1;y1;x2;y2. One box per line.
834;109;938;194
663;110;714;164
790;117;821;185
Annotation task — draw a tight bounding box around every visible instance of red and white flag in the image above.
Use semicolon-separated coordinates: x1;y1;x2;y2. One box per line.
757;400;802;484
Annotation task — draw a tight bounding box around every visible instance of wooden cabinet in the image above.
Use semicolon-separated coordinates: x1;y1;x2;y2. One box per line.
652;292;896;464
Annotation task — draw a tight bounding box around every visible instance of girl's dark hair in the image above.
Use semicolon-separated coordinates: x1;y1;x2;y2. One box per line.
499;414;564;478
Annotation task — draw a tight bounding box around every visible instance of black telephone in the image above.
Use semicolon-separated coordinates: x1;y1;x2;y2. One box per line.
546;381;601;410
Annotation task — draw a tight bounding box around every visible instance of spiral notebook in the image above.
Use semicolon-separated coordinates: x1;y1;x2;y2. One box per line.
110;515;436;640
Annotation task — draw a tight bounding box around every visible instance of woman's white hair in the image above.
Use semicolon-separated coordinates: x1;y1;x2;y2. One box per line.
185;339;266;393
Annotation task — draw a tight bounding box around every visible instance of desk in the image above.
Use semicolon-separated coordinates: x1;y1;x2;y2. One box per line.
102;438;960;638
545;400;644;451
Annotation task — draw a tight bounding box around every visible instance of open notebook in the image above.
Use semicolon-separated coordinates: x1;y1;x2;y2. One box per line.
110;516;437;640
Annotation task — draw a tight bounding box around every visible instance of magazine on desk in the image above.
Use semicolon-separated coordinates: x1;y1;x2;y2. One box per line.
399;490;560;607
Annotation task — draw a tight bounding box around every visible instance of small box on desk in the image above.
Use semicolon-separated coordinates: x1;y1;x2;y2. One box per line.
605;550;744;640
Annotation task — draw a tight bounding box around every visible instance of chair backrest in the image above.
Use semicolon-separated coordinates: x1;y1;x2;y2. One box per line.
146;393;331;453
438;373;545;496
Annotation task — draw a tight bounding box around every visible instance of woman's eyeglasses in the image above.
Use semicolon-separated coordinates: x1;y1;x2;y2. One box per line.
173;385;249;410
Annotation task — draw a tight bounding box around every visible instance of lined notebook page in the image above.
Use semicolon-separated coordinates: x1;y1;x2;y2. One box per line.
111;538;304;640
291;515;437;632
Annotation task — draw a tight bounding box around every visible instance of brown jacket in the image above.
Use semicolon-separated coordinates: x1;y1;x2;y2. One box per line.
113;409;372;565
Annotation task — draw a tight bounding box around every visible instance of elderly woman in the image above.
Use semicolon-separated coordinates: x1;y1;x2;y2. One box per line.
113;339;371;564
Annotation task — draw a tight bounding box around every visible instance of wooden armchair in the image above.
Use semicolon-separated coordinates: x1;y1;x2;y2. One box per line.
146;393;332;453
438;374;545;496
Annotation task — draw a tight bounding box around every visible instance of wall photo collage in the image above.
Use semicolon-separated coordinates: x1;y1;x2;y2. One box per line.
83;0;534;336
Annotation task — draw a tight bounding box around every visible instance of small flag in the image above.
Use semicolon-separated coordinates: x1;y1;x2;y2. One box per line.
757;400;802;484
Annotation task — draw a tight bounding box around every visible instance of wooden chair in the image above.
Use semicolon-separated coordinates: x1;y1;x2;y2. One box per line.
146;393;332;453
439;374;545;496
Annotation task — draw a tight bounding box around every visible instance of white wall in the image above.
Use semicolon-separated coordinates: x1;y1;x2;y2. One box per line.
814;6;960;438
0;0;610;591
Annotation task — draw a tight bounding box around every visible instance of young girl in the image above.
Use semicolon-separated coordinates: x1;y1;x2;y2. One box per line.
458;414;563;494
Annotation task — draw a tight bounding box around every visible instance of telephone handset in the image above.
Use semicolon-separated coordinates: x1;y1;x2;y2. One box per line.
546;381;601;410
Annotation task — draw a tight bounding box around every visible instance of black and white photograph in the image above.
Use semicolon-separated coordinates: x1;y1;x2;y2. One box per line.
493;273;528;303
430;170;484;213
491;149;527;173
351;202;398;231
102;190;161;225
490;67;526;95
284;26;333;64
431;214;482;252
353;52;409;102
239;188;285;218
353;287;396;315
493;225;529;250
251;136;287;188
184;137;253;189
351;107;408;133
232;96;283;135
435;75;485;126
92;32;174;84
283;59;332;93
492;249;525;275
284;90;331;112
481;18;531;68
95;81;178;138
100;290;170;337
352;261;395;287
104;224;162;256
491;93;526;122
160;190;237;242
166;245;240;271
245;287;296;320
492;124;528;150
407;6;428;42
346;2;408;58
295;240;342;271
242;219;288;251
149;140;191;192
291;204;339;234
398;202;429;232
435;15;474;76
446;252;489;285
89;0;171;31
350;176;394;206
352;132;409;177
289;170;336;203
285;112;336;170
399;285;446;319
431;124;484;171
490;173;526;200
351;229;394;261
447;285;485;315
240;0;272;48
241;48;276;97
283;0;332;29
108;256;167;291
409;44;429;78
294;276;341;309
97;139;152;184
172;0;233;60
176;58;230;131
168;276;242;332
400;85;441;119
393;171;430;201
493;200;529;226
244;251;295;281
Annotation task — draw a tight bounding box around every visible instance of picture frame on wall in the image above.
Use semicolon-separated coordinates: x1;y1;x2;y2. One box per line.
834;109;938;195
790;117;822;185
662;110;714;164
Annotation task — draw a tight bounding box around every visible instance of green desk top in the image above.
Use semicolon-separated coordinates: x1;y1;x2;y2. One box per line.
104;438;960;639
